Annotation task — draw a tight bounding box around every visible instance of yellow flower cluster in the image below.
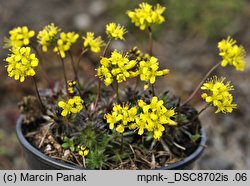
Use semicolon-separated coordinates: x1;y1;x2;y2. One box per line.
37;23;61;52
201;76;237;113
82;32;105;53
67;80;77;94
138;56;169;89
97;50;137;86
77;145;89;157
105;104;138;133
106;23;127;40
218;36;246;71
105;97;176;139
58;96;84;116
53;32;79;58
135;97;176;139
4;26;35;48
127;3;166;30
5;47;39;82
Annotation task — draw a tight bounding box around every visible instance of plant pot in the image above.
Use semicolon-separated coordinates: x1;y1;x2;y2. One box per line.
16;116;207;170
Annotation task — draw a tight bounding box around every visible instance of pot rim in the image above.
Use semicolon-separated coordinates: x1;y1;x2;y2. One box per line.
16;115;207;170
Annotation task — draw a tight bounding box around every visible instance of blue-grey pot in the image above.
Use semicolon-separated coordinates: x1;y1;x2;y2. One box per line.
16;116;207;170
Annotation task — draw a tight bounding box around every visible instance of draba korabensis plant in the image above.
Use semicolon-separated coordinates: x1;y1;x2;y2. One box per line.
3;2;246;169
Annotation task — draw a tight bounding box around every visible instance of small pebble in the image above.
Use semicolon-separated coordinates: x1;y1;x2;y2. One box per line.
89;0;107;17
45;144;52;152
64;150;71;157
74;13;92;30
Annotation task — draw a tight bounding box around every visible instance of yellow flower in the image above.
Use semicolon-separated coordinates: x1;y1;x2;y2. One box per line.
5;47;39;82
127;3;166;30
218;36;246;71
201;76;237;113
4;26;35;48
97;50;137;86
105;97;176;138
53;32;79;58
106;23;127;40
82;32;105;53
105;103;138;133
138;56;169;89
37;23;61;52
135;96;176;140
67;80;77;94
77;145;89;157
97;66;113;86
58;96;84;116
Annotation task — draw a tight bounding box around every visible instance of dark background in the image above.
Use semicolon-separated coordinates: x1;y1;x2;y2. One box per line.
0;0;250;169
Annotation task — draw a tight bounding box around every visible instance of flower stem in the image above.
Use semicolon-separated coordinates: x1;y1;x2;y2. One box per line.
76;48;88;75
92;40;112;112
181;62;221;106
148;26;153;56
30;43;42;64
116;81;120;103
32;76;45;113
151;84;155;96
68;51;78;81
93;79;101;111
197;103;211;116
133;76;140;92
120;133;124;155
30;43;54;89
103;40;111;56
189;103;211;123
59;56;68;89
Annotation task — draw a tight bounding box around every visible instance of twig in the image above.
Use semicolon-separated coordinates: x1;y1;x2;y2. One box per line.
160;139;171;155
149;140;157;151
71;152;83;167
38;127;49;148
139;155;152;167
38;122;55;148
129;144;136;161
151;154;156;169
173;142;186;150
82;156;86;168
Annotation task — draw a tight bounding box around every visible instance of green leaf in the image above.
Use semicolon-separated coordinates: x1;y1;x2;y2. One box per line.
63;136;69;141
191;134;201;142
70;146;75;152
62;143;69;148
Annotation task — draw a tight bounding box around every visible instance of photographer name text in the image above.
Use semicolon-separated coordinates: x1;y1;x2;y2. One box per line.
2;172;87;183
